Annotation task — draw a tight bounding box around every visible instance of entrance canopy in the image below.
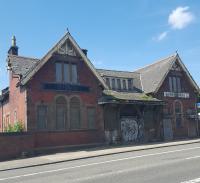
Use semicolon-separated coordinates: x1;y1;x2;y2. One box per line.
98;90;164;106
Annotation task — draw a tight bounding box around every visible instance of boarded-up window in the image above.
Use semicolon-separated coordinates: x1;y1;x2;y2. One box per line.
87;107;96;129
169;77;173;92
3;117;6;130
173;77;177;92
106;78;110;88
71;64;78;83
64;63;70;83
144;109;154;129
37;105;47;130
128;79;133;90
4;115;10;130
177;77;181;92
169;76;181;92
175;101;183;128
104;106;118;130
56;63;62;82
70;97;80;129
56;96;67;130
117;79;121;90
55;63;78;84
14;111;17;123
111;78;116;90
123;79;127;90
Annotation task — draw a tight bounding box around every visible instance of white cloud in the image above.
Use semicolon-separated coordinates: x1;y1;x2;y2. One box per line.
153;31;168;42
168;6;194;29
157;31;168;41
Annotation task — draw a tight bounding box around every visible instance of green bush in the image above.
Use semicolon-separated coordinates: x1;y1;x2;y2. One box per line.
5;121;24;133
4;124;14;133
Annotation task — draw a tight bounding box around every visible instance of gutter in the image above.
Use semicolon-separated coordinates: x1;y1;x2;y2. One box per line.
0;100;3;132
98;99;164;106
25;87;28;131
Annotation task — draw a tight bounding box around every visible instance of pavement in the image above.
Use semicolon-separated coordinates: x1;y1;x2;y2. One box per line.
1;141;200;182
0;138;200;172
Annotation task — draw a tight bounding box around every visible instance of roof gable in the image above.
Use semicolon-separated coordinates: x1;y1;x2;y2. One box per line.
20;32;108;89
136;53;199;94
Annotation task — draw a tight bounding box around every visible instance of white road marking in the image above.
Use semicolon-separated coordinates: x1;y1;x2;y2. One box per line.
186;155;200;160
0;146;200;181
70;167;137;182
181;177;200;183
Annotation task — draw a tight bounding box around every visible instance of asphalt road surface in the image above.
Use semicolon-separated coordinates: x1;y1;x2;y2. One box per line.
0;142;200;183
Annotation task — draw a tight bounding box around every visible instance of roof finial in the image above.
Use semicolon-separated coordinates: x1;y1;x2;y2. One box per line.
66;28;70;34
12;35;16;47
8;35;18;55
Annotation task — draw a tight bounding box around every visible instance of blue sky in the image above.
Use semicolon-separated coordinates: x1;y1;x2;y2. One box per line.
0;0;200;90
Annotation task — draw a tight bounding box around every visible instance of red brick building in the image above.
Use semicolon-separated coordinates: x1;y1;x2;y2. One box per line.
0;33;107;145
136;55;199;140
0;32;199;146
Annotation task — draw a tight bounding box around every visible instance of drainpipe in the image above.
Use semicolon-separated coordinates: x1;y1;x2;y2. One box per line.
24;87;28;131
1;101;3;132
195;102;199;137
197;116;199;137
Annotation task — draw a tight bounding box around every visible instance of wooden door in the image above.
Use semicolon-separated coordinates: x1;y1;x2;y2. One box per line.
163;119;173;141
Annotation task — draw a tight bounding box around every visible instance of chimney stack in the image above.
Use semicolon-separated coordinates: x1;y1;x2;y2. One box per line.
8;36;18;55
82;49;88;56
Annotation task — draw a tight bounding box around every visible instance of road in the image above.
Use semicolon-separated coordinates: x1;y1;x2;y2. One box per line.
0;142;200;183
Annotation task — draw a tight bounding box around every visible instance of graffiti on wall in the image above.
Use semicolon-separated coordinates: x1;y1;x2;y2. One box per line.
121;117;144;142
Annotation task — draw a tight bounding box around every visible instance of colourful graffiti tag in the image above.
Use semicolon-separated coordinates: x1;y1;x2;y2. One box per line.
121;118;139;142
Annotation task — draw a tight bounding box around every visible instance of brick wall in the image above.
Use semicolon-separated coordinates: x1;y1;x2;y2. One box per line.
0;130;105;161
0;72;27;132
8;73;27;128
0;132;34;160
0;101;10;132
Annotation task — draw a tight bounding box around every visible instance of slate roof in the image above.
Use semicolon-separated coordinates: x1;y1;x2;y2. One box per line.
97;69;139;78
0;87;9;102
97;69;142;91
8;55;39;79
135;54;177;94
98;90;163;105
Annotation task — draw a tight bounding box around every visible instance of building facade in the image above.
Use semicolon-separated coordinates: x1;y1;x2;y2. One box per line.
0;33;199;145
137;56;199;140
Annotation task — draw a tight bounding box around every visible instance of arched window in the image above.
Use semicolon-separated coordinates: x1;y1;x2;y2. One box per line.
14;111;17;123
56;96;67;130
70;97;81;129
37;105;47;130
174;101;183;128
